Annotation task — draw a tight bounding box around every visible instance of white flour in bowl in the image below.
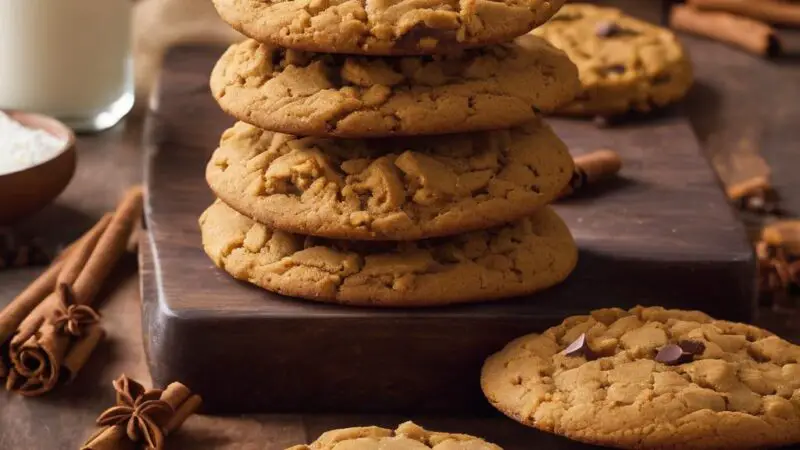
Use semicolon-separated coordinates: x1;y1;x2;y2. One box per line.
0;111;66;175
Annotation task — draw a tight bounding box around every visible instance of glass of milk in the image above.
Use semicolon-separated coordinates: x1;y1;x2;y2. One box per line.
0;0;133;132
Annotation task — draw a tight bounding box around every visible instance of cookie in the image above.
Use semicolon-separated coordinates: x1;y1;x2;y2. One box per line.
286;421;501;449
209;36;579;138
531;4;693;117
199;200;577;307
481;306;800;449
207;119;573;241
212;0;565;56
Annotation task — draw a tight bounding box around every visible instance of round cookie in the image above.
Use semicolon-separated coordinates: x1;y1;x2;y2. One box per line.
286;421;502;449
210;36;579;138
212;0;565;56
199;200;577;307
207;119;574;241
481;306;800;449
531;4;693;117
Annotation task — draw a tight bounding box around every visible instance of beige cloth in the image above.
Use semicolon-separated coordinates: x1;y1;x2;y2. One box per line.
132;0;240;111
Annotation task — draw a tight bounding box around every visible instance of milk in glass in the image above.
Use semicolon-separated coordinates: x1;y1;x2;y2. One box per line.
0;0;133;132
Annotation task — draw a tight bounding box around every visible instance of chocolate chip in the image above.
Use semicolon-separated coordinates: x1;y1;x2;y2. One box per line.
604;65;627;75
655;344;687;365
678;340;706;356
655;343;700;365
560;333;597;359
595;21;621;38
652;73;672;85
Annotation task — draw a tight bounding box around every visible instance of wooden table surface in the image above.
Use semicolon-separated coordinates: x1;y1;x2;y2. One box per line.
3;39;800;450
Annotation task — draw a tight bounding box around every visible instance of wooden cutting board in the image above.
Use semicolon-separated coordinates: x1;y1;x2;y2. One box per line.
140;45;754;414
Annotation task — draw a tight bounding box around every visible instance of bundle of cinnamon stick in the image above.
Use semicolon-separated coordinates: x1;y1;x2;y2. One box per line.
670;0;800;57
0;187;143;396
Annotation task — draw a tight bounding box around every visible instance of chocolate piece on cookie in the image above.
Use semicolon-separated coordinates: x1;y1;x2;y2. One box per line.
212;0;565;56
286;421;502;449
210;36;579;138
532;3;693;117
481;306;800;449
199;200;577;307
207;119;573;241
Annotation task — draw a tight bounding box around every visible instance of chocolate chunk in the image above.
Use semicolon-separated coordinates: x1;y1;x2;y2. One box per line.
595;21;621;38
655;344;686;365
655;343;698;365
559;333;596;359
678;340;706;356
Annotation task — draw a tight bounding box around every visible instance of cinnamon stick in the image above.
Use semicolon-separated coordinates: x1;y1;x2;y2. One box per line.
0;262;62;380
0;217;109;378
558;149;623;199
7;320;70;395
62;322;104;381
7;213;111;353
687;0;800;26
73;187;143;305
82;426;137;450
5;186;144;396
57;214;113;287
161;382;203;434
670;5;779;57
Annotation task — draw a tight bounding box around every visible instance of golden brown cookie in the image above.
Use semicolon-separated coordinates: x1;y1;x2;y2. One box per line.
481;306;800;449
531;4;693;117
199;200;577;307
206;119;573;241
212;0;565;55
286;421;502;449
210;36;579;138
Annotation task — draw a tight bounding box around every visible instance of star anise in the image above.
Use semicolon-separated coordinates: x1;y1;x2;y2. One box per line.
50;284;100;337
95;375;173;450
96;395;173;450
113;374;152;407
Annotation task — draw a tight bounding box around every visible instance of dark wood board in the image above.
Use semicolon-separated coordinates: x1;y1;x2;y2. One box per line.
682;34;800;219
141;44;755;414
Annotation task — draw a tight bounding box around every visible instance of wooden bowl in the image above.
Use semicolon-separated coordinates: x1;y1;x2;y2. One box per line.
0;111;76;225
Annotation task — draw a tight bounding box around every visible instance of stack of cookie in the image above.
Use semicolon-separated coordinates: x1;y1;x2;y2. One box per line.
200;0;582;306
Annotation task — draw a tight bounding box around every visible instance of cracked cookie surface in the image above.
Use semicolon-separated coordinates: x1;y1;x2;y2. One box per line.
481;306;800;449
286;421;502;449
210;36;579;138
207;119;573;241
199;200;577;307
531;4;693;116
212;0;564;56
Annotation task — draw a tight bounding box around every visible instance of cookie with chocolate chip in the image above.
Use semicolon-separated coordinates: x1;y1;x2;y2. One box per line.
199;200;577;306
481;306;800;449
531;4;694;117
286;421;502;449
207;118;573;240
213;0;565;56
210;35;579;138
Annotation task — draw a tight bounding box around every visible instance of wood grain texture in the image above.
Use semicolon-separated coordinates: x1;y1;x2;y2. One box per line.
141;41;755;414
1;2;800;449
